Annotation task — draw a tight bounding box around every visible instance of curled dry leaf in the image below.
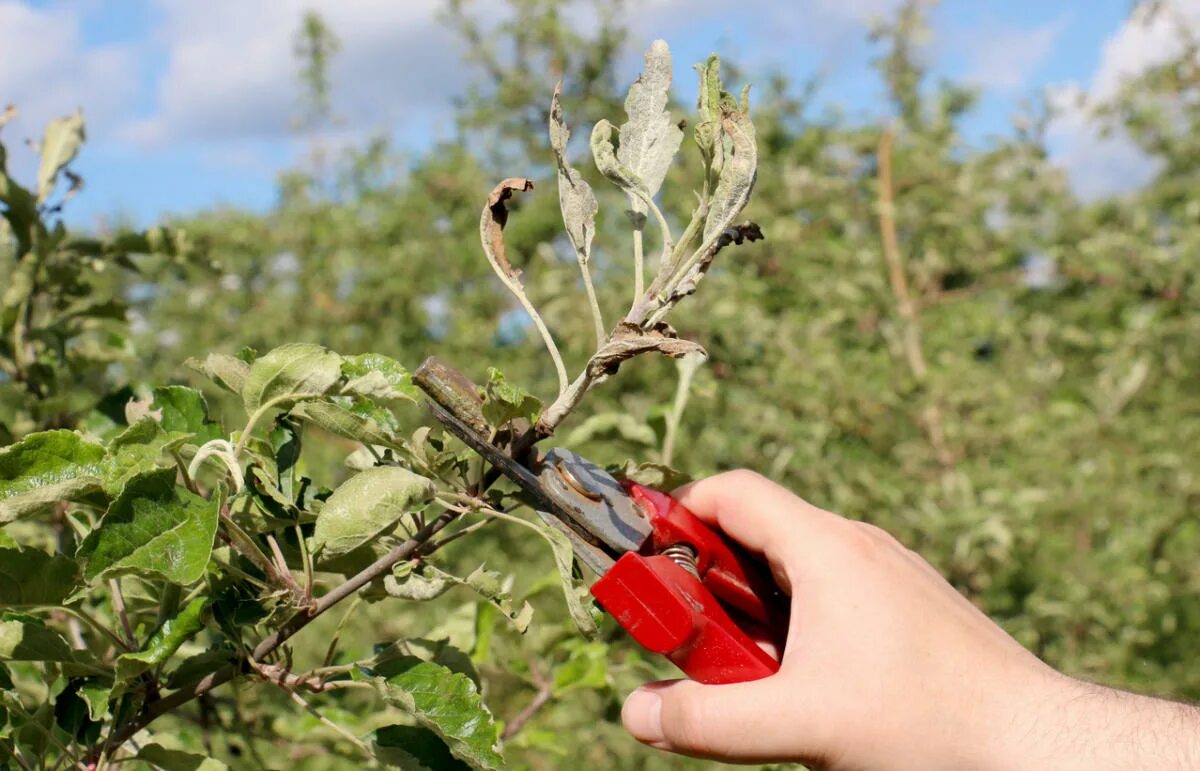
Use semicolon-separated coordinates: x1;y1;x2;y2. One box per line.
480;177;534;281
702;109;758;244
590;120;645;196
587;321;706;377
670;221;765;302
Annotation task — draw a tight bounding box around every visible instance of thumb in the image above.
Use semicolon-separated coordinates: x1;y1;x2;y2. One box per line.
622;678;820;762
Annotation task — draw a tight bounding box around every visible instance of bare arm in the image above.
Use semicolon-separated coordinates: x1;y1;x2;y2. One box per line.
619;471;1200;770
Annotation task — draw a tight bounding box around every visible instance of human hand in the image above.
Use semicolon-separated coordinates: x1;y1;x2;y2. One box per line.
620;471;1200;769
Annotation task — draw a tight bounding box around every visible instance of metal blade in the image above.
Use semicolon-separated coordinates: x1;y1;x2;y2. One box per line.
425;402;616;574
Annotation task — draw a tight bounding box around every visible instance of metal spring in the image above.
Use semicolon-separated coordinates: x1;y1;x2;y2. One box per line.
660;543;699;579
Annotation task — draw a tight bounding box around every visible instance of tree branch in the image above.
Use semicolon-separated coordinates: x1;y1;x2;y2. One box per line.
100;508;461;752
876;126;954;468
501;665;554;740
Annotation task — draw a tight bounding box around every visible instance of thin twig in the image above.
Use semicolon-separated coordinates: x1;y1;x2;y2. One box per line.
479;180;570;394
108;579;136;649
502;664;554;740
56;606;131;652
265;532;307;605
876;125;954;468
419;517;495;556
100;508;462;751
247;657;374;759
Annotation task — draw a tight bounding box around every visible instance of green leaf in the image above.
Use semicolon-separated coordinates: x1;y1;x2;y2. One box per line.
36;110;85;204
152;386;221;444
553;641;609;695
534;518;600;639
100;436;171;498
384;561;455;601
616;39;684;211
77;681;111;722
115;597;207;683
610;460;693;491
385;562;534;633
363;658;503;770
0;547;79;606
373;725;470;771
242;343;342;412
185;354;250;395
54;679;102;744
0;614;75;663
135;743;229;771
341;353;419;403
292;399;396;448
480;368;542;428
312;466;435;560
0;430;106;523
77;467;219;585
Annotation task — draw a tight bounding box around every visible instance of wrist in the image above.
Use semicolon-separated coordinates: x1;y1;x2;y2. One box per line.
992;669;1200;770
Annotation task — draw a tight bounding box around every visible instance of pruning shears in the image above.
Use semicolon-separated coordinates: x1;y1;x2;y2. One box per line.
414;358;789;685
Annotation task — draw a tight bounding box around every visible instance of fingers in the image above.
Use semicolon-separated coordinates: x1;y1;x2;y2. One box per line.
672;470;838;566
622;678;826;763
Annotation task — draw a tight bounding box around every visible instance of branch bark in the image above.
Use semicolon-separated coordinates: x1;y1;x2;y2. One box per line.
876;126;954;468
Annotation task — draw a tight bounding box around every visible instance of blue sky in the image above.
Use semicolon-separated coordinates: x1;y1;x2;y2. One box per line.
0;1;1182;231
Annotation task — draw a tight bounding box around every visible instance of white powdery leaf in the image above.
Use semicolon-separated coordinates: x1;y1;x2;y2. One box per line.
702;109;758;243
549;85;600;265
616;39;683;212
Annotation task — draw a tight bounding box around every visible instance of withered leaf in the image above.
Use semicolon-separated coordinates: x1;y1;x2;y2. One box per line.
671;221;765;300
590;120;645;196
549;84;599;267
588;322;706;377
703;109;757;243
616;39;683;213
480;177;534;281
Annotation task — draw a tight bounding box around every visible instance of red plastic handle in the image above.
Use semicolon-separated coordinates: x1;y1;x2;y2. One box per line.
589;484;790;684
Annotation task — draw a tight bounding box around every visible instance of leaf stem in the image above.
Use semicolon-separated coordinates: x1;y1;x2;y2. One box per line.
234;392;315;459
580;262;606;348
220;505;284;587
108;578;136;649
661;353;703;466
56;606;132;652
512;289;570;395
632;225;645;307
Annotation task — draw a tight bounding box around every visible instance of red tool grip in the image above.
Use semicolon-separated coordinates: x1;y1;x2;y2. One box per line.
589;484;790;684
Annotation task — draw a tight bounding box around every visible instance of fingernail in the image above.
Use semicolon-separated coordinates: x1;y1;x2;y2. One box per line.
622;688;664;743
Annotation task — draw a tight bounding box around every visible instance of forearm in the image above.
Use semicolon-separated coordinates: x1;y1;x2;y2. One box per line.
1014;674;1200;769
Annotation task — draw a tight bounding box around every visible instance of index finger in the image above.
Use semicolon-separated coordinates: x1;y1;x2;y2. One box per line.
671;470;838;567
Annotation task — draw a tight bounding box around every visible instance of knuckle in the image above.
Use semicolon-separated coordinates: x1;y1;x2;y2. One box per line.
716;468;769;489
837;521;893;559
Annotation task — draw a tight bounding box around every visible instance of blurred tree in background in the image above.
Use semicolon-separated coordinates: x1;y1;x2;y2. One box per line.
1;0;1197;768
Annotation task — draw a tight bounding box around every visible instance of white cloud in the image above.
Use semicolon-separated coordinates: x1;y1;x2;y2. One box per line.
0;2;138;167
965;17;1066;92
122;0;465;146
1047;1;1200;200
